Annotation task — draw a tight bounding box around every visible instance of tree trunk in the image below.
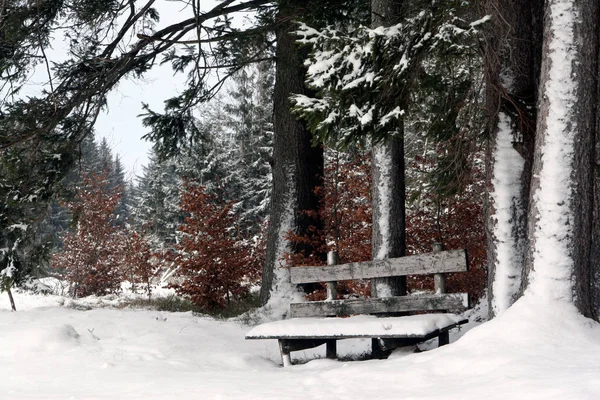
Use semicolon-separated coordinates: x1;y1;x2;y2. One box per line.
483;0;543;317
260;2;324;306
7;287;16;312
523;0;598;319
370;0;406;298
593;5;600;317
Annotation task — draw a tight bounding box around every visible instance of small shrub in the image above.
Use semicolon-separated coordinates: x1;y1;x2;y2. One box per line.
169;183;258;311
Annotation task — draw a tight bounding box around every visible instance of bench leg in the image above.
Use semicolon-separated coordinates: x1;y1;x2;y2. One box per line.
279;340;292;367
438;331;450;347
325;340;337;359
371;338;392;359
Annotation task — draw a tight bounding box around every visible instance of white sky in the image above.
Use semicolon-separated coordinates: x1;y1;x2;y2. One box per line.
96;59;185;180
8;0;260;179
97;0;256;179
97;1;205;179
11;0;248;179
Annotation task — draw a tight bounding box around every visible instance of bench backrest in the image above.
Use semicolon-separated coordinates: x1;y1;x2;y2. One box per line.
289;249;467;284
288;248;469;318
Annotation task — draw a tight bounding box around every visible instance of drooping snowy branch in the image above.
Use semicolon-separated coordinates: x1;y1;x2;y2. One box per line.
292;4;485;147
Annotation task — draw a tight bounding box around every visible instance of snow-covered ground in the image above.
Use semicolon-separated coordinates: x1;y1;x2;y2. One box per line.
1;289;600;399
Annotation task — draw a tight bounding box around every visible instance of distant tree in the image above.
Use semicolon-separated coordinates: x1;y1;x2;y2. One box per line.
406;154;487;302
130;151;182;251
223;62;274;234
121;230;157;298
112;156;130;226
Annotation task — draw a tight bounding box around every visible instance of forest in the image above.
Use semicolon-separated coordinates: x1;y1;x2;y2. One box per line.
0;0;494;315
2;0;600;397
2;0;598;321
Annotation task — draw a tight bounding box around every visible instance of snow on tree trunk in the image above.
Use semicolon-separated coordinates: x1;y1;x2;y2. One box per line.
369;0;406;299
483;0;543;318
488;113;526;315
371;140;406;298
524;0;597;318
261;178;304;316
260;2;324;308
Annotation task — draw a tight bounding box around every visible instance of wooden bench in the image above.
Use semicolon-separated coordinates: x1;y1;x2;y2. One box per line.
246;245;469;366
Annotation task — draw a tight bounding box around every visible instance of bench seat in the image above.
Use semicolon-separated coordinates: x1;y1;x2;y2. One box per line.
246;313;467;340
247;313;467;366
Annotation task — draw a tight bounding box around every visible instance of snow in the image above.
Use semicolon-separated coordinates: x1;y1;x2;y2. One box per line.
529;0;578;302
2;291;600;398
373;143;392;263
8;224;28;231
469;15;492;28
246;314;465;339
490;113;525;315
260;176;304;320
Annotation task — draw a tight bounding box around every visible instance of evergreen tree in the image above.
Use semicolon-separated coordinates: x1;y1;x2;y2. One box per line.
130;151;182;252
112;156;130;227
223;62;274;234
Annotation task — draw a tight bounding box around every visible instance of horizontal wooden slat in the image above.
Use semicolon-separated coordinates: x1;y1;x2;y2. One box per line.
246;314;468;340
290;249;467;284
289;293;469;318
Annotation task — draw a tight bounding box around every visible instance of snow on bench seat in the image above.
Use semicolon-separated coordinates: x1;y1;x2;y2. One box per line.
246;313;467;340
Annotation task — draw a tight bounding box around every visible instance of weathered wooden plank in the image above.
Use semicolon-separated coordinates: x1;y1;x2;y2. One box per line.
289;249;467;284
289;293;469;318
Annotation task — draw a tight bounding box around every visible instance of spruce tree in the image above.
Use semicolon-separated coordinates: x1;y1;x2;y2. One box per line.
130;151;182;252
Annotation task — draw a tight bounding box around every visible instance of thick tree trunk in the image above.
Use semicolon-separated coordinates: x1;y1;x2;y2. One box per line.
370;0;406;298
260;3;324;306
483;0;543;317
572;0;599;319
593;8;600;317
523;0;598;319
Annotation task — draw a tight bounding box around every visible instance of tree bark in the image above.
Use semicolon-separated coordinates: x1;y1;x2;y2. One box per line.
370;0;406;298
7;287;16;312
260;2;324;305
593;4;600;317
523;0;598;319
572;0;599;319
483;0;543;317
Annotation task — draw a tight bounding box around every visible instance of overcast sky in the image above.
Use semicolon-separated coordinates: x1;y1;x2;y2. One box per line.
15;0;248;179
97;1;199;180
96;59;184;180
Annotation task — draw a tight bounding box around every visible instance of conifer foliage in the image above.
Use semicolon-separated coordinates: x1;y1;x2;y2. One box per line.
170;182;258;311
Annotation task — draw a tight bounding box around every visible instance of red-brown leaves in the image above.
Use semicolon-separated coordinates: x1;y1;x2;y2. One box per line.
52;171;158;298
169;182;259;311
52;171;125;297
